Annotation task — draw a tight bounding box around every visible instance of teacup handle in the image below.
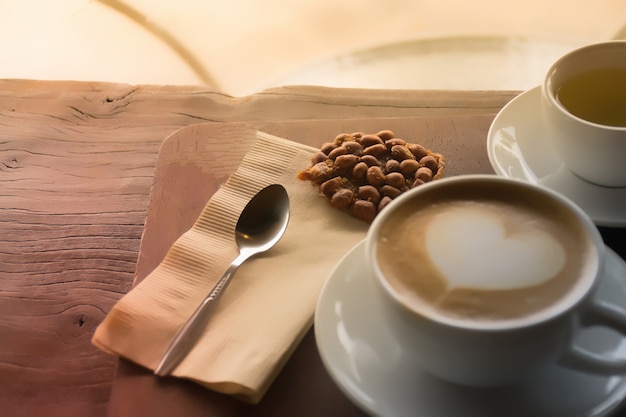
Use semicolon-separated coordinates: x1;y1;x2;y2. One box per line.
559;299;626;373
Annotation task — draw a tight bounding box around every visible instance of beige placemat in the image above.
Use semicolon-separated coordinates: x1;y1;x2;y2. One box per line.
92;131;368;403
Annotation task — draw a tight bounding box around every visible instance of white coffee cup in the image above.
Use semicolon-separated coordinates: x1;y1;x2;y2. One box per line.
541;41;626;188
366;175;626;387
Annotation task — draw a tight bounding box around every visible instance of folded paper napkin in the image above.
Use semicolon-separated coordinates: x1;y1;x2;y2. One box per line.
92;131;368;403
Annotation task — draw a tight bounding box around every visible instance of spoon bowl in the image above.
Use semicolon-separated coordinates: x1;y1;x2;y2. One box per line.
236;184;290;256
155;184;290;376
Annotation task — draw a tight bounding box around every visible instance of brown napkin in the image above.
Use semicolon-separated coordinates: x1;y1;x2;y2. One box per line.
92;131;368;403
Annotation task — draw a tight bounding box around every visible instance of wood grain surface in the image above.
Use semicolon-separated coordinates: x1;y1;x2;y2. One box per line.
1;79;587;417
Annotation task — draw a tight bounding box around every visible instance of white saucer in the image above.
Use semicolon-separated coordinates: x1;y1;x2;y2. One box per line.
486;86;626;227
265;36;582;92
314;240;626;417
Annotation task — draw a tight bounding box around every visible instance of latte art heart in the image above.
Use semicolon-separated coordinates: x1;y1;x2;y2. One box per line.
424;208;567;291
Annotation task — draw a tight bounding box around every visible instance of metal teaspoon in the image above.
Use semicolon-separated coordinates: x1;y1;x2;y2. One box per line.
154;184;290;376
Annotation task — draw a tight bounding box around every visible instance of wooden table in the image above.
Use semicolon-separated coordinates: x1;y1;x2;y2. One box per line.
1;80;624;417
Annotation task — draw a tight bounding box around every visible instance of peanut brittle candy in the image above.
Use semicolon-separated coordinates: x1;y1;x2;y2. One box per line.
298;130;445;222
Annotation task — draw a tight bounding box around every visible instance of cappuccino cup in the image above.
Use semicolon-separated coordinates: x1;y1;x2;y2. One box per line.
541;41;626;187
366;175;626;387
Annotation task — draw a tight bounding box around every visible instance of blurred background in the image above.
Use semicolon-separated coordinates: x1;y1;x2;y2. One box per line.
1;0;625;97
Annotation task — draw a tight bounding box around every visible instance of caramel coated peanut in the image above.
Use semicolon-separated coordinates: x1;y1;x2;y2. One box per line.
342;141;364;155
359;134;385;147
330;188;354;209
311;151;329;164
328;146;348;160
408;144;428;159
352;200;377;223
307;161;334;184
385;138;407;149
378;196;393;211
352;162;368;179
320;177;344;196
385;159;400;173
366;166;386;186
320;142;336;155
415;166;433;182
358;185;381;204
363;143;388;158
360;155;380;167
412;178;425;187
335;154;360;172
390;145;415;161
399;159;420;177
380;185;402;198
420;155;439;172
376;130;396;141
351;132;364;139
385;172;406;189
333;133;351;145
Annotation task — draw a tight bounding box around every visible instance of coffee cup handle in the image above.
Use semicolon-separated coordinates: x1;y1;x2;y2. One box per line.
559;299;626;374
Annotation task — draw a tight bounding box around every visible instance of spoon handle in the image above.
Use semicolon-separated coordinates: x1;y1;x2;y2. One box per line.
154;259;242;376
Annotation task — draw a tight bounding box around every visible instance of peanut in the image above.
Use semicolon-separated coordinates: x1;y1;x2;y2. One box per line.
320;142;336;155
363;143;388;159
380;185;402;198
376;129;395;141
359;134;384;147
307;161;333;184
399;159;420;177
320;177;344;196
390;145;415;161
342;141;364;155
311;151;328;164
420;155;439;172
358;185;381;204
333;133;351;145
415;166;433;182
385;159;400;173
385;138;407;149
360;155;380;167
328;146;348;160
385;172;406;189
378;196;393;211
412;178;425;187
408;143;428;159
352;162;368;179
330;188;354;209
334;154;360;172
352;200;376;222
366;166;386;187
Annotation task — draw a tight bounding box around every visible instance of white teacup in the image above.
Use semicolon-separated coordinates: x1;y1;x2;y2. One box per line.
366;175;626;387
541;41;626;188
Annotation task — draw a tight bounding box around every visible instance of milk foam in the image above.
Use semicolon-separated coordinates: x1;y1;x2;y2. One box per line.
424;207;567;291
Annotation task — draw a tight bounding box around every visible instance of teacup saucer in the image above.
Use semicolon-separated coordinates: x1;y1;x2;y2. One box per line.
486;86;626;227
314;240;626;417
